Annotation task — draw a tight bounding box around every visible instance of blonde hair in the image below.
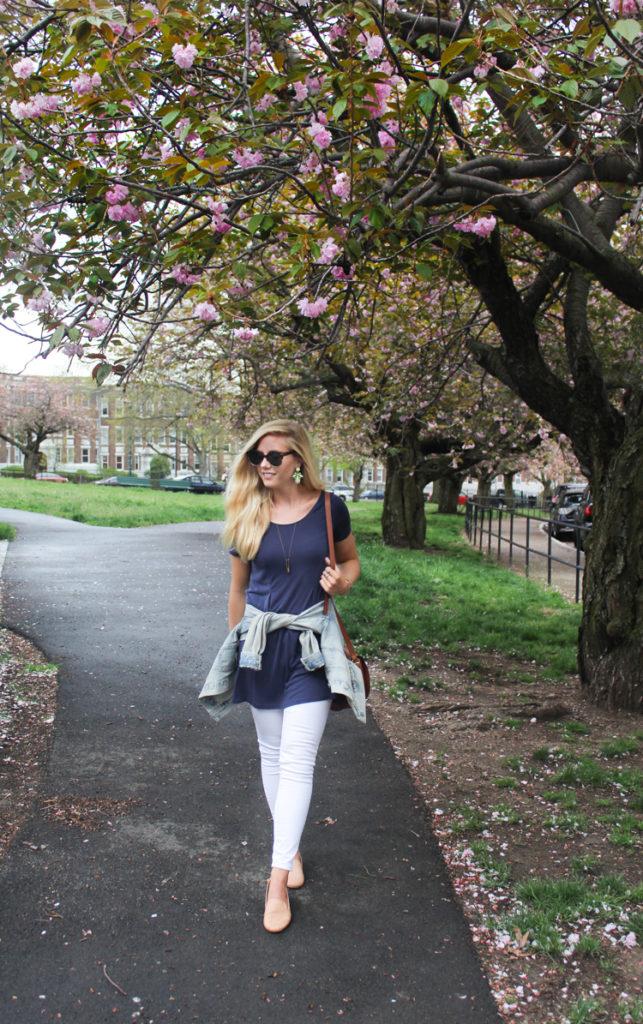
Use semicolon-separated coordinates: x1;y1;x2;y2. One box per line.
222;419;324;561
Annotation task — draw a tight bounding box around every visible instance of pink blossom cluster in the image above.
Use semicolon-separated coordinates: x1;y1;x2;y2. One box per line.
107;203;140;222
307;115;331;149
299;151;321;176
26;289;54;312
454;215;497;237
318;238;341;264
171;264;202;286
473;55;498;79
72;72;101;96
12;57;37;79
328;23;346;43
255;93;276;112
365;81;392;119
86;316;110;336
377;119;399;152
331;265;354;281
610;0;641;12
293;81;308;101
104;183;141;222
194;301;218;322
234;327;258;341
305;74;325;96
62;342;85;357
331;171;350;200
206;197;231;233
232;147;263;168
105;184;129;204
10;93;60;119
296;296;328;318
361;33;384;61
172;43;198;69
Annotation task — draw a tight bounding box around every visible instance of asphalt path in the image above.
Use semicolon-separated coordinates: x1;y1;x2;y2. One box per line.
0;508;502;1024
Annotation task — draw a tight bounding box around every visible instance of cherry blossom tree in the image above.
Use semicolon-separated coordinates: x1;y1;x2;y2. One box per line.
1;1;641;707
0;374;96;477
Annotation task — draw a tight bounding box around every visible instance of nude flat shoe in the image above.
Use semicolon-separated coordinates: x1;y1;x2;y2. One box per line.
263;881;291;933
287;854;305;889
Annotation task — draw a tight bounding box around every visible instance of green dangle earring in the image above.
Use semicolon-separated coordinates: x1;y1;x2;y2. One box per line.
293;465;304;484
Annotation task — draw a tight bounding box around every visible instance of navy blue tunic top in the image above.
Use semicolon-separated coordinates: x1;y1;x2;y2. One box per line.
232;491;352;709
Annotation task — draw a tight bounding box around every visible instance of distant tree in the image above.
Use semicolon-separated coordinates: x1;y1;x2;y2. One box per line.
0;375;95;478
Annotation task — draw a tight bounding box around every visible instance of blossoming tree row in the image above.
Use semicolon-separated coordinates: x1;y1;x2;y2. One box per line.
1;0;641;707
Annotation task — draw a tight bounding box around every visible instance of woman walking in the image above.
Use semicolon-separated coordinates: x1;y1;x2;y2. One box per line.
200;419;365;933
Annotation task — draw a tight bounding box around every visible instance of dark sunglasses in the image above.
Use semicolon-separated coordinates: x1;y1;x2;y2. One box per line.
247;448;297;467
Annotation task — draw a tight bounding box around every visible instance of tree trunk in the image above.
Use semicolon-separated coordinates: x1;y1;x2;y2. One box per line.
23;447;39;479
433;476;462;514
382;459;426;547
503;472;516;509
578;402;643;711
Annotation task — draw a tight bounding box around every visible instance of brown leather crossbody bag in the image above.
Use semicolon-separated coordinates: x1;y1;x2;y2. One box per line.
323;491;370;711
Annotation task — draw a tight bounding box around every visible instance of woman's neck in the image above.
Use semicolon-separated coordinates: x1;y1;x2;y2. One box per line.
270;486;319;520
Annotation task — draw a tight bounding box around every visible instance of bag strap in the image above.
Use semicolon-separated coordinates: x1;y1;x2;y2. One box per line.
323;492;360;663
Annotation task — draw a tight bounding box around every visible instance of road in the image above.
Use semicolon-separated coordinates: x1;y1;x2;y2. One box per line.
0;508;501;1024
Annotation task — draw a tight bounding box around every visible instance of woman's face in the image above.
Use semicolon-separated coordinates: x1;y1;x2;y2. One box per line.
251;434;300;490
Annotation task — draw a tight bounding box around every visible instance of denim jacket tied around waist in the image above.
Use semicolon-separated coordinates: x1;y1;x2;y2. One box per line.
198;600;366;723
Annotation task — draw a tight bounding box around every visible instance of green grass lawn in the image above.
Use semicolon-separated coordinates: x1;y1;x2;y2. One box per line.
0;481;581;678
0;478;225;527
343;503;581;679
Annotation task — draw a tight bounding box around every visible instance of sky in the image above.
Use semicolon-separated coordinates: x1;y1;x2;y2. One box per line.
0;322;90;377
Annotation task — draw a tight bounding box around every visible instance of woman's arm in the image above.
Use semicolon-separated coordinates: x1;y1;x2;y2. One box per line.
229;555;251;629
320;533;360;597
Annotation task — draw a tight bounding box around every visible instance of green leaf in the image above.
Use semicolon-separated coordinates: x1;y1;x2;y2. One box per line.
416;263;433;281
95;363;112;386
368;205;387;229
559;80;579;99
418;89;436;116
161;109;181;129
50;326;66;345
429;78;449;98
332;97;348;120
440;38;473;69
73;19;93;44
613;19;642;43
248;213;264;235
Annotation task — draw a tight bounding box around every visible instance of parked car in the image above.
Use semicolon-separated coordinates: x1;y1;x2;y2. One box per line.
360;488;385;500
94;476;120;485
183;474;225;494
35;472;68;483
548;490;584;539
329;483;353;501
548;482;585;510
573;487;593;550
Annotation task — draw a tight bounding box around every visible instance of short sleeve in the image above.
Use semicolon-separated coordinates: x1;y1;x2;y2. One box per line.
330;491;352;544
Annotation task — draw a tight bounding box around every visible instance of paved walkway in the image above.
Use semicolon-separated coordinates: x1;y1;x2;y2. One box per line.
470;509;585;602
0;508;501;1024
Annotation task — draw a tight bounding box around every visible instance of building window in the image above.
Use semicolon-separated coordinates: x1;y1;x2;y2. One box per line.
81;448;89;463
367;468;374;482
102;456;109;468
377;467;383;482
116;455;123;470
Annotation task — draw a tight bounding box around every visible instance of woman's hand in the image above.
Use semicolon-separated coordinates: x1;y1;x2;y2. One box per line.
320;557;352;597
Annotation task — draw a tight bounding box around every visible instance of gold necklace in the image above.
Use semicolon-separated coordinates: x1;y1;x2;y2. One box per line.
275;521;297;573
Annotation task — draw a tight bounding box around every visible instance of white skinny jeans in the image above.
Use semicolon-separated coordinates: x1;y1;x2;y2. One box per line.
251;700;331;871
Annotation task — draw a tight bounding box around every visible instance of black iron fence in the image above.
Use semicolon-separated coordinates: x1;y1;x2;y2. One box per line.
464;499;589;603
